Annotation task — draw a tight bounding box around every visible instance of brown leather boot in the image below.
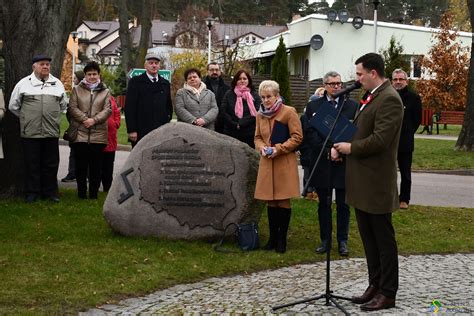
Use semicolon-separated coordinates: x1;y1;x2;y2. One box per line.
360;293;395;311
351;285;379;304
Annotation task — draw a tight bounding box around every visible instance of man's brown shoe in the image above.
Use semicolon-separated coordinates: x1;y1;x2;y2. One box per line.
399;201;409;209
351;285;378;304
360;293;395;311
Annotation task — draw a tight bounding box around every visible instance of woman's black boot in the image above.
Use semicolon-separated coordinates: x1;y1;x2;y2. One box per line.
276;208;291;253
263;207;278;250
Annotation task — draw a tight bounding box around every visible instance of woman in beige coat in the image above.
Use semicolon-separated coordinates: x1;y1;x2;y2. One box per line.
67;61;111;199
254;80;303;253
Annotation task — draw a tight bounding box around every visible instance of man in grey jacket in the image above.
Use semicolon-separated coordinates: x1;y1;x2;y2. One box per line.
9;54;67;203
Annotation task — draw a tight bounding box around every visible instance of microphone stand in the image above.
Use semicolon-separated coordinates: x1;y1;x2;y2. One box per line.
272;94;352;315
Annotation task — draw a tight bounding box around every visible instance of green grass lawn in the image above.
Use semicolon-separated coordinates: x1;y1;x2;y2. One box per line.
0;192;472;314
416;124;462;136
413;139;474;170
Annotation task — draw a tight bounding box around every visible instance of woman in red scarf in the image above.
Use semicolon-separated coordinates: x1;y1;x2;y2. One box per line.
221;69;261;148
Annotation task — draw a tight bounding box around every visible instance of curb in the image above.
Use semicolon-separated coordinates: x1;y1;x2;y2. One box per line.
413;169;474;176
59;141;473;176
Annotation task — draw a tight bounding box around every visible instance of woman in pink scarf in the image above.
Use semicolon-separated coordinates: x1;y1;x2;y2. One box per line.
221;69;261;148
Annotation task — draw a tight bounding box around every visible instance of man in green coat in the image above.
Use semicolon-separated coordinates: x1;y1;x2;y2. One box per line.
333;53;403;312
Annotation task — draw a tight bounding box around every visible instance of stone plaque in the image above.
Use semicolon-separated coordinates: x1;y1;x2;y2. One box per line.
103;122;263;240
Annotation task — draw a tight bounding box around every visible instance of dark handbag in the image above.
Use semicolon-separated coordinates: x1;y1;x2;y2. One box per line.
214;222;260;252
63;125;78;142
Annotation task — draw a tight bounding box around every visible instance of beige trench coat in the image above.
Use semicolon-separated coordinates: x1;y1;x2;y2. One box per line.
254;105;303;201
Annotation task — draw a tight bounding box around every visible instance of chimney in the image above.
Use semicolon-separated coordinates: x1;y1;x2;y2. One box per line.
292;14;301;22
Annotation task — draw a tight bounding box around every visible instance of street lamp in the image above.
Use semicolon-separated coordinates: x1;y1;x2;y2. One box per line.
205;16;216;64
161;31;168;46
366;0;381;52
71;31;78;88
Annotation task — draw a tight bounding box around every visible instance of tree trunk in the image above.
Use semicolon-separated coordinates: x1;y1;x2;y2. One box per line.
116;0;133;81
0;0;81;197
456;0;474;151
134;0;153;67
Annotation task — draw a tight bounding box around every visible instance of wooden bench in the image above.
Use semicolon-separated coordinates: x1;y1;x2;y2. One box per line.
434;110;465;134
419;108;435;134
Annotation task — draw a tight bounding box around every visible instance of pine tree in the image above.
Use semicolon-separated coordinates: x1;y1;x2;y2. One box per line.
271;37;291;105
381;36;410;79
0;54;4;90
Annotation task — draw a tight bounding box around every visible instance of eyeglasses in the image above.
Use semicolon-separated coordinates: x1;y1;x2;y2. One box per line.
324;82;343;87
392;78;406;82
208;68;220;72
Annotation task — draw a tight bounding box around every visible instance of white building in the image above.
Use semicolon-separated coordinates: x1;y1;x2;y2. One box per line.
241;14;472;81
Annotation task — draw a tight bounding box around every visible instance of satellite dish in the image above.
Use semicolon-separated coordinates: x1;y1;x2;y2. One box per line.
352;16;364;29
310;34;324;50
327;9;337;23
338;9;349;24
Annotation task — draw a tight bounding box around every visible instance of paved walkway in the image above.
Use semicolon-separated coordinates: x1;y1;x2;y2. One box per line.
82;253;473;315
69;133;471;315
414;134;458;141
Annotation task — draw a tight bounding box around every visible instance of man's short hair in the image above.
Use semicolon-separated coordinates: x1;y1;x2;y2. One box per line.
207;62;220;70
323;71;341;83
392;68;408;79
355;53;385;77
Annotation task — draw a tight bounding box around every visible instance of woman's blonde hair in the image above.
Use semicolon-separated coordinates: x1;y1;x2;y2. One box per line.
315;87;325;96
258;80;280;96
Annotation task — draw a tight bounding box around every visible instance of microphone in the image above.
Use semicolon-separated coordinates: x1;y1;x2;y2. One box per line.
332;81;361;99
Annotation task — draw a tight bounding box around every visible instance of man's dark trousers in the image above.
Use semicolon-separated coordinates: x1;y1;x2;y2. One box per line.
316;188;350;243
397;151;412;203
22;137;59;198
355;209;398;299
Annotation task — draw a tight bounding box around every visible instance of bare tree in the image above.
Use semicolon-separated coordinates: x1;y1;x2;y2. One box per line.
134;0;154;65
0;0;82;197
116;0;134;78
455;0;474;151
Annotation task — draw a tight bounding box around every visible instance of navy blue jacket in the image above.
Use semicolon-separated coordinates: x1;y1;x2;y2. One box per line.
300;92;357;188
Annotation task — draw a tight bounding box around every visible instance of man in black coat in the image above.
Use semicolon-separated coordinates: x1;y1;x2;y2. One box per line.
302;71;357;256
203;62;230;133
391;69;422;209
125;52;173;147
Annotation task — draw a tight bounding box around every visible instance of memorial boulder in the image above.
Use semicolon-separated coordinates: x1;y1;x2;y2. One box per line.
103;122;264;239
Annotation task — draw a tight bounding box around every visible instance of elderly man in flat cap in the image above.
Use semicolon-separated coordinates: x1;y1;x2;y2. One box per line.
124;52;173;147
9;54;67;203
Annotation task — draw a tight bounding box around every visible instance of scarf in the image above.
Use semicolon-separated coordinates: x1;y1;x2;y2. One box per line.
234;86;257;118
184;82;206;97
258;97;283;118
81;78;101;90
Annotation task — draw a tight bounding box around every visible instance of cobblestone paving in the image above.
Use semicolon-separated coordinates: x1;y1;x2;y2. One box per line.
82;253;473;315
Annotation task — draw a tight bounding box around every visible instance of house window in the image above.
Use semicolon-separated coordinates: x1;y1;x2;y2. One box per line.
403;54;422;79
91;48;96;56
411;55;422;78
251;36;256;44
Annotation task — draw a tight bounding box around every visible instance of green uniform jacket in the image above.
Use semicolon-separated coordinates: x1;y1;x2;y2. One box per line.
346;80;403;214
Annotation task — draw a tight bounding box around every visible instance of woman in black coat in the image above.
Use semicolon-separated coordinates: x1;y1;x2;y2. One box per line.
221;69;261;148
